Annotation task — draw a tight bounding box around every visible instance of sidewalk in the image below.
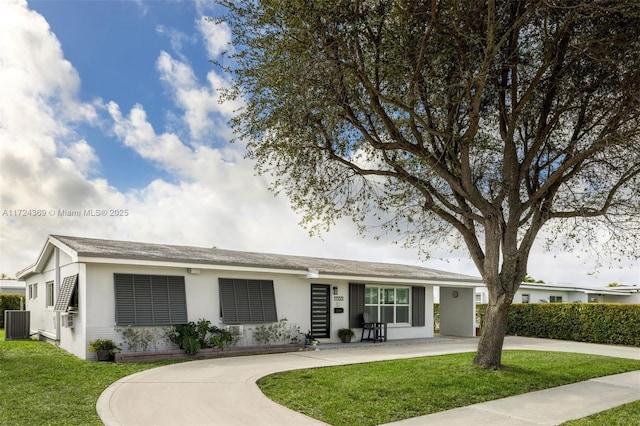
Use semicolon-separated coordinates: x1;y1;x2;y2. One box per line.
97;336;640;426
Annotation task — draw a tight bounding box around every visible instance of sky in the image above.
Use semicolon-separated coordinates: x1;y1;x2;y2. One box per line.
0;0;638;287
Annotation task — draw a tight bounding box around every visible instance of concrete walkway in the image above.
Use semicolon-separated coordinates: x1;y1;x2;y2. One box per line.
97;336;640;426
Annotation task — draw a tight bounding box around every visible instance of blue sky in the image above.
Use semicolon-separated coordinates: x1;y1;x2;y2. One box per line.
0;0;638;287
28;0;217;190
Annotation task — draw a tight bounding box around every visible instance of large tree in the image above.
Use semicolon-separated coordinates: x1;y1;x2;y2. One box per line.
218;0;640;368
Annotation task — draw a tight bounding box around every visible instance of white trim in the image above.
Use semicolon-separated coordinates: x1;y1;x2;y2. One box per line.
76;257;482;286
79;256;308;276
320;273;480;287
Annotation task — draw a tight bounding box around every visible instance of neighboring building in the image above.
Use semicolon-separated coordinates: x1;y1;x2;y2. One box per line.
0;279;26;296
17;235;482;360
474;283;640;304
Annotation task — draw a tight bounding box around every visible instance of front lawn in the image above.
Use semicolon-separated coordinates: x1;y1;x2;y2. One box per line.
0;330;181;426
2;329;639;426
259;350;640;426
562;400;640;426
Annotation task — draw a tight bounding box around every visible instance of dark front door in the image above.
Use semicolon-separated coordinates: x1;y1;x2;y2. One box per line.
310;284;330;338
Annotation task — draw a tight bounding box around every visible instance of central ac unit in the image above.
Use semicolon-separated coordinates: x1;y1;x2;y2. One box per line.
226;325;243;336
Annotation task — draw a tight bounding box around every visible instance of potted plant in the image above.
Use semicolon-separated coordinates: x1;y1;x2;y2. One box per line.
89;339;121;361
304;330;314;346
337;328;355;343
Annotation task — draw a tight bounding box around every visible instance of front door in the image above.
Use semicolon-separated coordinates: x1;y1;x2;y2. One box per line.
310;284;330;338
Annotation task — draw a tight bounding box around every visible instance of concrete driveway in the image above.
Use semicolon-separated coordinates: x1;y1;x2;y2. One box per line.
97;336;640;426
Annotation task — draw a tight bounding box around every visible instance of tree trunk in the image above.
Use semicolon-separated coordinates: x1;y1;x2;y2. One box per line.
473;292;512;369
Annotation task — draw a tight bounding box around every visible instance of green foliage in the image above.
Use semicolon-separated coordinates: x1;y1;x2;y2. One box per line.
168;318;239;355
337;328;355;338
496;303;640;346
220;0;640;368
563;400;640;426
259;350;640;426
182;336;201;355
0;294;25;327
251;318;303;345
88;339;120;354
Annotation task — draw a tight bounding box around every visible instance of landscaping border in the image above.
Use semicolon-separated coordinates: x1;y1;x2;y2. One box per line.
114;343;305;362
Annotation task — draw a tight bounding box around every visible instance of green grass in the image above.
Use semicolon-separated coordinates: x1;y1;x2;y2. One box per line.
2;329;639;426
562;400;640;426
259;350;640;426
0;329;182;426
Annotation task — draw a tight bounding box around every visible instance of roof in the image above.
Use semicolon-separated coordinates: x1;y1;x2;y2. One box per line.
517;283;640;295
21;234;482;283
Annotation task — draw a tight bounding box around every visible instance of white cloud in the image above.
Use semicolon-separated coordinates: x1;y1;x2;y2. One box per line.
156;51;239;141
107;101;194;172
197;16;231;58
156;25;196;60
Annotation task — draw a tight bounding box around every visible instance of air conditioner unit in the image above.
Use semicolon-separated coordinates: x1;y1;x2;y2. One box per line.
226;325;243;337
61;313;75;329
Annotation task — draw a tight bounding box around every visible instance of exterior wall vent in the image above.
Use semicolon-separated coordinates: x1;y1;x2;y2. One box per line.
4;310;31;340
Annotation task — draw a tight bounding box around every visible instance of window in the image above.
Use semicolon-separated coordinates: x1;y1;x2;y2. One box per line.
114;274;187;325
29;283;38;299
219;278;277;324
364;286;410;324
549;295;563;303
522;294;530;304
46;281;54;307
588;295;598;303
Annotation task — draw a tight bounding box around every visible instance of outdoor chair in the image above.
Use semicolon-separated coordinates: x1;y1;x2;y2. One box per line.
361;312;386;342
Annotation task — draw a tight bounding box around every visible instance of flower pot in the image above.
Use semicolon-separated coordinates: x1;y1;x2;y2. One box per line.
340;334;352;343
96;349;111;361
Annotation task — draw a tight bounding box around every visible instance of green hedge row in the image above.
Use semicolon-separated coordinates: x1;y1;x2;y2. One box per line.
476;303;639;347
0;294;26;328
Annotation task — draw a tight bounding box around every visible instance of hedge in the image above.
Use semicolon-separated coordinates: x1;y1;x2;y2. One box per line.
0;294;26;328
475;303;639;347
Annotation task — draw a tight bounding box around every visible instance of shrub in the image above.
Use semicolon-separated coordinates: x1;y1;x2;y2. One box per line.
88;339;121;354
168;319;238;355
117;326;169;352
251;319;303;345
337;328;355;338
0;294;26;328
498;303;640;347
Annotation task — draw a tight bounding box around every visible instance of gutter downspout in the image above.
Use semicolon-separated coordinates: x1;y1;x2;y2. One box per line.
55;247;61;342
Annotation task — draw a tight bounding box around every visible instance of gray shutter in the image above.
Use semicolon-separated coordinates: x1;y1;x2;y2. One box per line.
167;276;187;324
219;278;277;324
151;275;171;324
412;286;425;327
260;280;278;322
133;275;153;324
54;274;78;312
114;274;135;325
219;278;239;324
349;283;365;328
235;279;251;322
248;280;266;322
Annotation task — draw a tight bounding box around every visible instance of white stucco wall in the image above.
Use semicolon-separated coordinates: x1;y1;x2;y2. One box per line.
82;264;438;357
26;251;445;359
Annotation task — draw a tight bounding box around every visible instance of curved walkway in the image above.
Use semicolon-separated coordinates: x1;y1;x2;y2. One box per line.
97;336;640;426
